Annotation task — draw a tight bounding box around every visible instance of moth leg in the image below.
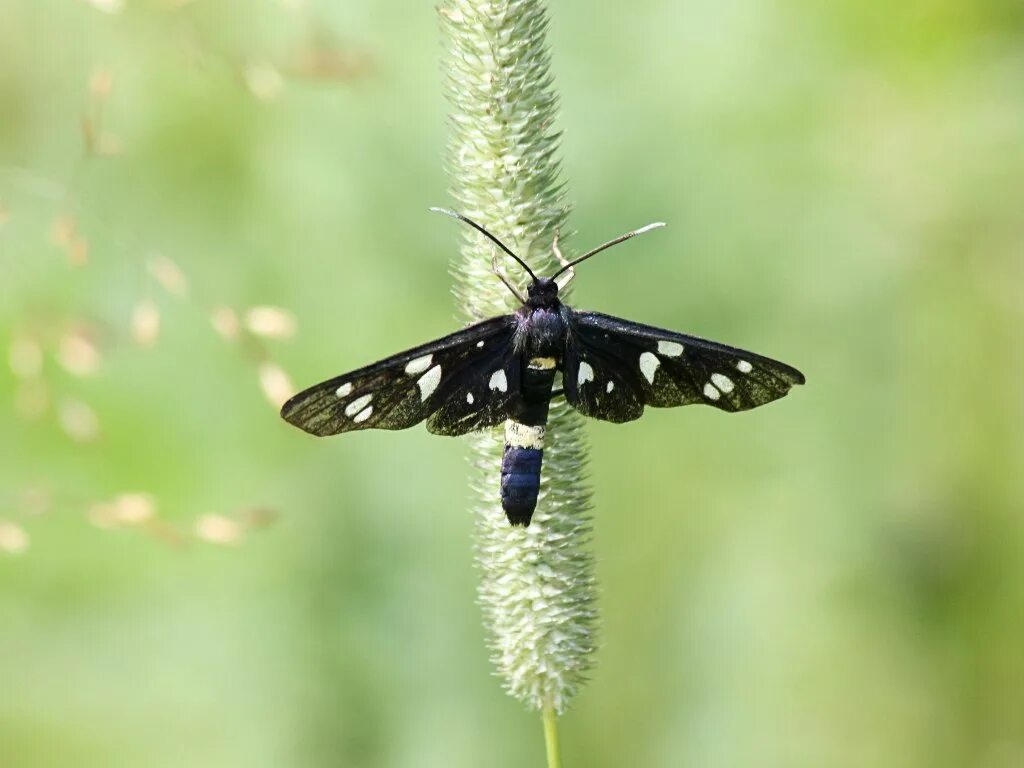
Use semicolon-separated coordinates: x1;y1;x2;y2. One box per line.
491;252;527;303
552;229;575;290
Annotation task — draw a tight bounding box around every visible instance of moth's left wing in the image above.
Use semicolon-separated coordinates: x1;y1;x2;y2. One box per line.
564;310;805;422
281;315;520;437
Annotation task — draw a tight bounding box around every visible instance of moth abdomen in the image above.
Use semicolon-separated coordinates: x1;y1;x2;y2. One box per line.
500;421;546;526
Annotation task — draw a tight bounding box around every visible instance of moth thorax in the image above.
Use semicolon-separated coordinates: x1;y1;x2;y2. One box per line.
524;307;566;356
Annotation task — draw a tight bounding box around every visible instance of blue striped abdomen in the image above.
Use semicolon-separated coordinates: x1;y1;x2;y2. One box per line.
500;420;546;526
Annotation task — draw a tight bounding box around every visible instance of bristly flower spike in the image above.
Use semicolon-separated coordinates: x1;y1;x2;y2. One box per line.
440;0;598;732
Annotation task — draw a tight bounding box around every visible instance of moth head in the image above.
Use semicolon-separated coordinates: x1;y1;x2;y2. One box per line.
526;276;559;306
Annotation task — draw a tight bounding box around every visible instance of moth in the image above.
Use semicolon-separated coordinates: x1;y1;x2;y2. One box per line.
281;209;805;526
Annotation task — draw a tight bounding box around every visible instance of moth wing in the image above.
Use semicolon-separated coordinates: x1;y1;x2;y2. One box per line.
280;315;518;436
424;344;521;437
564;310;804;422
563;331;646;423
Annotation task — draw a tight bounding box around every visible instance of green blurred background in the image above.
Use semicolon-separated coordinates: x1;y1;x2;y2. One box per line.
2;1;1023;766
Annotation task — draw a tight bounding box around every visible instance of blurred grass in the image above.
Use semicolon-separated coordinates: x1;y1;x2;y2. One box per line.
1;1;1022;767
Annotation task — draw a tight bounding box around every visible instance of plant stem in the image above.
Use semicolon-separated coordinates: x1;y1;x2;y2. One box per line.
542;705;562;768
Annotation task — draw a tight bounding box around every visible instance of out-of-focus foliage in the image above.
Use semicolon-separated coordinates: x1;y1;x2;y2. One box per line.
0;1;1021;767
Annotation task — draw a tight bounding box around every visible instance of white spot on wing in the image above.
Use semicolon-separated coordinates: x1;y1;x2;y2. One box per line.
606;380;615;393
417;365;442;401
736;360;753;373
489;369;508;392
404;354;432;375
466;392;474;404
345;394;372;416
476;340;485;348
711;373;735;393
353;406;373;423
657;340;684;357
335;382;352;398
639;352;660;384
703;382;721;400
577;361;594;387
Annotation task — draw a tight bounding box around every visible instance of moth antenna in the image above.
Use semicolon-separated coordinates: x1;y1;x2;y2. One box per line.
551;221;666;280
430;207;539;282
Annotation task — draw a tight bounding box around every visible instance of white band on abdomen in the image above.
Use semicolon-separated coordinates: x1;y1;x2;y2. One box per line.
504;419;546;450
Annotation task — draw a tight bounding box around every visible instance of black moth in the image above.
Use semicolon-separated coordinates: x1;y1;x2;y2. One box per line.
281;210;805;527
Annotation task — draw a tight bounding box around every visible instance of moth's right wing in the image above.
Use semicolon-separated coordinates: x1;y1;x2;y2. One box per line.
564;311;805;422
280;315;520;437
